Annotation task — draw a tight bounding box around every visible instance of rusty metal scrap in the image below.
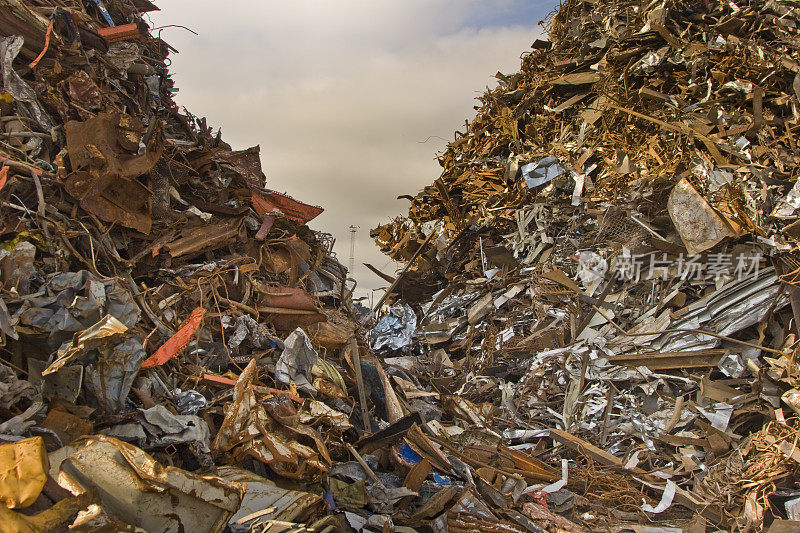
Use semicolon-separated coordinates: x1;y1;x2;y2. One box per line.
64;111;163;234
2;0;800;531
0;0;364;529
364;0;800;530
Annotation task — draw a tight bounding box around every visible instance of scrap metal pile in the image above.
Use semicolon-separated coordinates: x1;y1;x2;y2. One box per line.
1;0;381;532
369;0;800;531
4;0;800;531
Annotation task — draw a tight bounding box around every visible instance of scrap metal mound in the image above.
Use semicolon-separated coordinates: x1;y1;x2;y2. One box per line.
1;0;800;532
1;0;375;532
367;0;800;531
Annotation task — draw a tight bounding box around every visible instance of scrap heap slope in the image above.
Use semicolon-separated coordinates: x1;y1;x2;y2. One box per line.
371;0;800;530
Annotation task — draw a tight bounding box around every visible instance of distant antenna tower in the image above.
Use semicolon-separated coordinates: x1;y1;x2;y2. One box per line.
348;225;359;275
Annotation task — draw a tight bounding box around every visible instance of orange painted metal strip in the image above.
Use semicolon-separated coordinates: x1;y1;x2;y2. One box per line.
141;307;205;368
201;374;302;403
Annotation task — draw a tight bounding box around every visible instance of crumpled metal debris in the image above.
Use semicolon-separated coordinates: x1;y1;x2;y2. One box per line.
41;314;146;413
16;271;140;349
174;389;208;415
667;178;737;254
0;437;48;509
0;241;38;296
217;466;325;530
276;328;318;395
56;436;243;533
521;156;568;188
0;35;55;130
369;303;416;352
0;362;37;411
64;111;163;234
44;315;128;375
104;404;212;455
228;314;278;354
212;359;329;482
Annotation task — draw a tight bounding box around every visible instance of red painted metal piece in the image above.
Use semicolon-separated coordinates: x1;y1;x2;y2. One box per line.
251;190;323;224
98;23;140;43
260;287;326;330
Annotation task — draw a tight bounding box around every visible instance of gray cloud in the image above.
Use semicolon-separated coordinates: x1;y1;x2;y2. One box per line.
150;1;543;303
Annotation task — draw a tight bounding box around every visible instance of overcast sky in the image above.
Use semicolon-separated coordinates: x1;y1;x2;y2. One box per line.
149;1;556;303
